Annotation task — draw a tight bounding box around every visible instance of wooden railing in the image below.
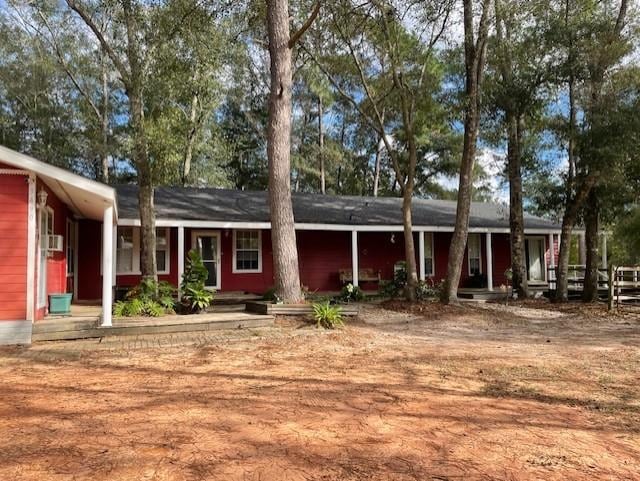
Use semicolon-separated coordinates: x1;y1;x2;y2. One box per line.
547;265;640;307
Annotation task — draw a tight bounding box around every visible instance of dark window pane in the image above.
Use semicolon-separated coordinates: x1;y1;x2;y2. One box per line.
204;262;216;286
157;250;166;272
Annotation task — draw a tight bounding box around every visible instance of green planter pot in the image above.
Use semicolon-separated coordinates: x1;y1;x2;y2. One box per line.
49;293;73;315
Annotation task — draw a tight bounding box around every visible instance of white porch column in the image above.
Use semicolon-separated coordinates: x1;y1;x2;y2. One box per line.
485;232;493;291
548;233;555;269
101;205;113;327
578;232;587;265
112;224;117;286
418;231;425;281
351;230;359;287
178;226;185;294
601;232;608;269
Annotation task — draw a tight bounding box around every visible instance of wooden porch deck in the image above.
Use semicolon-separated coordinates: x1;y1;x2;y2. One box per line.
458;284;549;301
36;310;274;342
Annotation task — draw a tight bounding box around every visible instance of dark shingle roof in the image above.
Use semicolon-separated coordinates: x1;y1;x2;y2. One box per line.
115;185;560;230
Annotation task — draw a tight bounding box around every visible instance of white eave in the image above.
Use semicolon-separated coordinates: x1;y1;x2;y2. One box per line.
0;145;117;222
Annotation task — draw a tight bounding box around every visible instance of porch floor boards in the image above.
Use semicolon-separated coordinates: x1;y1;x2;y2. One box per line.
33;311;275;342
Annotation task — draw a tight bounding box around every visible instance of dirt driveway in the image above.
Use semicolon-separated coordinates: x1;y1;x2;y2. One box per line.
1;301;639;480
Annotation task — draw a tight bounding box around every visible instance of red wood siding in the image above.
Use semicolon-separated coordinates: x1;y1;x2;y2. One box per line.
36;180;72;308
491;233;511;287
77;219;102;300
75;223;547;299
0;169;28;320
297;230;352;291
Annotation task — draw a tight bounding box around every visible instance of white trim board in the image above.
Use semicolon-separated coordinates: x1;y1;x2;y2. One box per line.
0;145;115;201
0;145;117;221
118;218;563;235
191;230;222;290
26;173;36;322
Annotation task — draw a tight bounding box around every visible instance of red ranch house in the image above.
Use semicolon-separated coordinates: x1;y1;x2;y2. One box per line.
1;146;564;345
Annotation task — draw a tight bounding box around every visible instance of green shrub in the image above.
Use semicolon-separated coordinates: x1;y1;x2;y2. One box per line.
379;263;408;298
182;285;213;312
180;250;214;313
312;301;344;329
113;279;176;317
416;279;444;301
142;300;165;317
339;283;364;303
262;286;280;303
113;300;127;317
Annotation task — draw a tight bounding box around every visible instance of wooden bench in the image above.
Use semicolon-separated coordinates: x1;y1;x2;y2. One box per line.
339;268;381;284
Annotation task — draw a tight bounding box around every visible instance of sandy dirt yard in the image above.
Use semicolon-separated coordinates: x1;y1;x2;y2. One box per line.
1;301;639;481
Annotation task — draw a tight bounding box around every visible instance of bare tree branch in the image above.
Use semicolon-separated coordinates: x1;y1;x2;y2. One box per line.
65;0;131;88
34;7;102;121
289;1;321;48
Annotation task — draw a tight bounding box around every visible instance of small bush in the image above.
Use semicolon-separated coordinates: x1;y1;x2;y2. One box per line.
262;286;281;303
416;279;444;301
113;280;176;317
379;262;408;298
339;283;364;303
180;250;214;313
313;301;344;329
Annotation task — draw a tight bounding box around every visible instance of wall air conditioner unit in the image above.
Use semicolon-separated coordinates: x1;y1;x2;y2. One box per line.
47;234;64;252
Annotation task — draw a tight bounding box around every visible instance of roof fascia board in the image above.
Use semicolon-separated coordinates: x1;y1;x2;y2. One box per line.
117;218;562;234
0;145;116;203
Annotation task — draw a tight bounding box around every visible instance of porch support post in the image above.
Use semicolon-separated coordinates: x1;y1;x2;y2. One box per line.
178;226;185;295
112;224;117;286
548;233;555;269
601;232;607;269
485;232;493;291
418;231;425;281
26;174;36;322
351;230;359;287
578;232;587;265
101;205;113;327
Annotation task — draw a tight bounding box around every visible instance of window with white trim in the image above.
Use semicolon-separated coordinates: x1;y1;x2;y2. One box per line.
116;227;137;274
156;228;170;274
115;227;170;275
468;233;482;275
233;230;261;272
424;233;434;277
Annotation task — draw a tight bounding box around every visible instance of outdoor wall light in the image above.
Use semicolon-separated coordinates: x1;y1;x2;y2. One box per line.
37;189;48;208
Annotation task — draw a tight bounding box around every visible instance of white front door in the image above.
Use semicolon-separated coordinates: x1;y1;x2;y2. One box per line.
526;237;546;282
192;231;221;289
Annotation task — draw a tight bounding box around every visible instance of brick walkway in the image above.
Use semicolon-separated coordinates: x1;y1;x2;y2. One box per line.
22;324;331;357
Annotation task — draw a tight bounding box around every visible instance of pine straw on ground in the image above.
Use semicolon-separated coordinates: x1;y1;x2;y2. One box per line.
1;302;639;481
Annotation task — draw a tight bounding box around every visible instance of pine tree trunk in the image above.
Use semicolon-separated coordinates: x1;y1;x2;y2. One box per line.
402;141;419;302
442;107;479;303
441;0;489;304
582;191;600;302
100;50;109;184
507;113;528;298
130;88;157;281
555;178;595;301
372;137;382;197
266;0;303;303
318;96;325;194
183;93;198;186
